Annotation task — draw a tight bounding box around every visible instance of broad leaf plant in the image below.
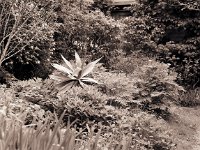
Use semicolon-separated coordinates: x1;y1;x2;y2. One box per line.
50;52;101;93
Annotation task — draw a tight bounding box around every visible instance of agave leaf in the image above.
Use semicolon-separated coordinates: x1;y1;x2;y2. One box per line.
80;57;102;78
61;54;74;72
59;81;76;94
78;80;86;88
49;74;68;82
75;51;82;69
56;80;73;89
73;68;82;78
52;63;73;75
81;77;98;84
65;72;76;80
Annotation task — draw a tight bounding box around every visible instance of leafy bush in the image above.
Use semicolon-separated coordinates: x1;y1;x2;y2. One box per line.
121;17;152;54
122;0;200;87
131;59;184;119
157;41;200;87
99;56;184;119
111;52;150;74
53;0;124;67
17;62;176;149
0;0;57;80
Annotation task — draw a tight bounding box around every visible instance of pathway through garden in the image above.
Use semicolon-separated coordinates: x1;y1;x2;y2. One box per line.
193;129;200;150
169;105;200;150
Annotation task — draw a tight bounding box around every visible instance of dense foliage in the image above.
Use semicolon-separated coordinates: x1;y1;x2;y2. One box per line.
53;0;124;68
1;0;199;87
127;0;200;87
7;66;177;149
14;56;182;149
1;0;200;149
0;0;57;80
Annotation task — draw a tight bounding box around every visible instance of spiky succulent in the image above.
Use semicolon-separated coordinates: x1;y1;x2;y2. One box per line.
50;52;101;92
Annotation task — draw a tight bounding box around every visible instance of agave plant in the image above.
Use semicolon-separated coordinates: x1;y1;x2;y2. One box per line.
50;52;101;92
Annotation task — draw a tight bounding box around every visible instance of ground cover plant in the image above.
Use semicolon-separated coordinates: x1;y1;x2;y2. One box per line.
0;0;200;149
0;80;175;149
1;55;181;149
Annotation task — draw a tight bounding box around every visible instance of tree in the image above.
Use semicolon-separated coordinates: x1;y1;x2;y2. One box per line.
0;0;56;79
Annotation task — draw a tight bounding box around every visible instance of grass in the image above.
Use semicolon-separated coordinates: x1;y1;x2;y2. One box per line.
0;109;132;150
0;110;76;150
178;88;200;107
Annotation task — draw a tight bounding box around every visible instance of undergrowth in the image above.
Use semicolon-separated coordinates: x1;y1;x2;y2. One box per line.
2;58;182;149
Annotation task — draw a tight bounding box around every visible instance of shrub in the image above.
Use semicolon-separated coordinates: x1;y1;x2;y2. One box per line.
122;0;200;87
111;52;151;74
103;55;184;119
130;59;184;119
0;0;57;80
53;0;124;68
157;41;200;87
9;66;174;149
121;17;152;55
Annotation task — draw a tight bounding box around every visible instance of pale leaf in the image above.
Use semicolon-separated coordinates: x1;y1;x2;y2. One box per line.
73;68;82;78
58;81;76;95
61;54;74;72
49;74;68;82
79;80;86;88
81;77;98;84
75;51;82;69
52;63;73;75
56;80;73;88
80;57;101;78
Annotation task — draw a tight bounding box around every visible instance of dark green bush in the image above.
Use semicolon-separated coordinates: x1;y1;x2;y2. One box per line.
53;0;124;68
124;0;200;87
121;17;152;54
19;77;174;149
0;0;57;80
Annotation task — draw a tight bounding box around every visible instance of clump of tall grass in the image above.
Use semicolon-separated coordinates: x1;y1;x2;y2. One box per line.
178;88;200;107
0;110;76;150
0;110;131;150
